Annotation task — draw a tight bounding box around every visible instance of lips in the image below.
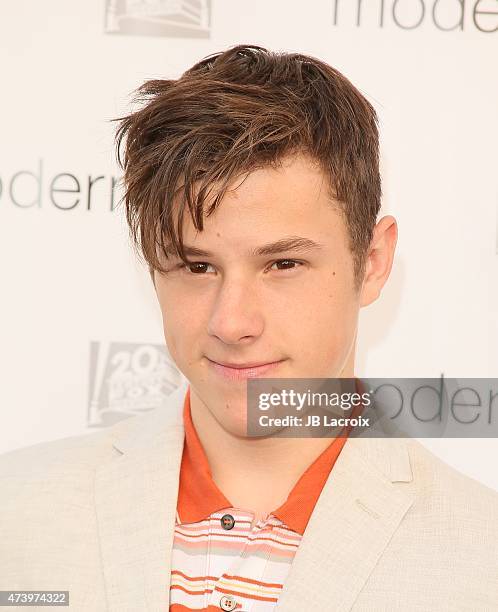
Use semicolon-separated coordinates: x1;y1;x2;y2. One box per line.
206;357;285;381
210;359;281;369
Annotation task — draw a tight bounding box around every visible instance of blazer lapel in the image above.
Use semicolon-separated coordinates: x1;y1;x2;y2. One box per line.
94;379;189;612
276;435;416;612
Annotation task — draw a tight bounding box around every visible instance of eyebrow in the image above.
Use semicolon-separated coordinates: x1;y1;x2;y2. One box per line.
164;236;325;258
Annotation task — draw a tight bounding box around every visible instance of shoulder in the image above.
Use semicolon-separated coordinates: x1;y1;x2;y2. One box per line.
359;438;498;607
0;380;188;480
0;423;134;591
0;420;127;480
404;437;498;516
396;437;498;576
0;378;187;494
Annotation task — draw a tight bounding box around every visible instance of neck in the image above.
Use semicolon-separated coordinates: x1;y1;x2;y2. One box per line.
189;362;356;517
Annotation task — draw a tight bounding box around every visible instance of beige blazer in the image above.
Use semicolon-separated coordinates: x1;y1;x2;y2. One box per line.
1;380;497;611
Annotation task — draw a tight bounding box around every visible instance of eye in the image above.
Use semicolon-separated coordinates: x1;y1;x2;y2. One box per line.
181;261;215;274
176;259;303;275
268;259;303;272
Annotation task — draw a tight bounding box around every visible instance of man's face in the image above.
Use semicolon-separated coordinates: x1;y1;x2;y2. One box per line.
154;153;371;435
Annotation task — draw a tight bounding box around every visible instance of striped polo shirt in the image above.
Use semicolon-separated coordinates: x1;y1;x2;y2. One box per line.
169;385;362;612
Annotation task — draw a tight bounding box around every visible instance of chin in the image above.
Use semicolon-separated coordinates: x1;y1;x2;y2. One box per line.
211;396;248;429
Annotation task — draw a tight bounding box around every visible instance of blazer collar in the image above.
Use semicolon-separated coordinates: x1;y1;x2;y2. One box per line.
95;379;415;612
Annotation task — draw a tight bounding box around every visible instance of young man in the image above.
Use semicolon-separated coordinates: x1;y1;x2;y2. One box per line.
1;44;497;611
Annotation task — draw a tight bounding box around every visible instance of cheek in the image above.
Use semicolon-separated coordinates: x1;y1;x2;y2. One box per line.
159;293;206;360
296;290;358;356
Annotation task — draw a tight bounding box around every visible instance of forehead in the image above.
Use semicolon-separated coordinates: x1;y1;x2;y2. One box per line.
178;153;341;238
222;152;331;209
160;154;346;256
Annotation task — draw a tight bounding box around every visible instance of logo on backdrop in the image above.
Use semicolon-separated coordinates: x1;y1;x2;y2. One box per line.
87;341;184;427
0;159;119;211
104;0;212;38
332;0;497;32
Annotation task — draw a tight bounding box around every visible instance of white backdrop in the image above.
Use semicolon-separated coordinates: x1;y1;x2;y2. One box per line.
1;1;497;489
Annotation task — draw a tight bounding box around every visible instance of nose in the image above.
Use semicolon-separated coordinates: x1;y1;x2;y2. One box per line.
207;275;264;345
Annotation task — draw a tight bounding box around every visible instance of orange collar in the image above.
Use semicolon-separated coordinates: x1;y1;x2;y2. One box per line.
177;383;362;535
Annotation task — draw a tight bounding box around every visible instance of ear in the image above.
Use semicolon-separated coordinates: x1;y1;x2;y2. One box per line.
149;266;156;288
359;215;398;307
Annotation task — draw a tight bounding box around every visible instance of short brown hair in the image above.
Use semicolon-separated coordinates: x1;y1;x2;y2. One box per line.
114;44;381;290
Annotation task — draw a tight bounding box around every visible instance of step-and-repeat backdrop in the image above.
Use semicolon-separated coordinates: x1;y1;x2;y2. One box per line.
1;1;497;488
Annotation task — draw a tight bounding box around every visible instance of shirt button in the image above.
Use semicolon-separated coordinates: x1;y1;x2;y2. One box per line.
220;513;235;530
219;594;237;611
